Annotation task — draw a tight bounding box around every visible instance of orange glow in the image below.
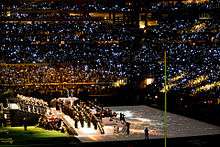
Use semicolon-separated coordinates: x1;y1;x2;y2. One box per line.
69;13;81;16
144;78;154;86
147;20;158;26
183;0;208;4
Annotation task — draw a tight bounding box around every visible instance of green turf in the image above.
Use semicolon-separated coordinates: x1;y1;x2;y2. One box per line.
0;126;71;145
3;126;68;138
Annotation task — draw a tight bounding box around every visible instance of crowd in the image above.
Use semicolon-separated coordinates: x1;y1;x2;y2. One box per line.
143;18;220;100
17;94;48;114
0;18;135;85
0;1;219;102
147;0;220;10
1;0;218;16
0;0;130;18
0;64;125;85
0;20;133;64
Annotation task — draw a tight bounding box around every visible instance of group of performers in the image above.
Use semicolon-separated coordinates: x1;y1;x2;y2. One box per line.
15;95;131;136
17;94;48;115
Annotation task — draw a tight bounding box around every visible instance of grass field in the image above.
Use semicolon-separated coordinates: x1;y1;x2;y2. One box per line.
0;126;72;145
4;126;68;138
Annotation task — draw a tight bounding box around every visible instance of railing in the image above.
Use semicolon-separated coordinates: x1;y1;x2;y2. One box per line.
93;115;105;134
97;121;105;134
61;115;78;136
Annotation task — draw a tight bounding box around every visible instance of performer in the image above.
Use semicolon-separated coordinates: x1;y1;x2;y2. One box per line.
144;127;149;141
126;122;130;135
23;117;28;131
74;116;78;128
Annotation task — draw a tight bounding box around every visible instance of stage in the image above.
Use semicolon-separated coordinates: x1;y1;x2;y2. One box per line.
75;105;220;143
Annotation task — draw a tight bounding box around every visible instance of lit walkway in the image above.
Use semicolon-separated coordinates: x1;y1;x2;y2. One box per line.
76;105;220;142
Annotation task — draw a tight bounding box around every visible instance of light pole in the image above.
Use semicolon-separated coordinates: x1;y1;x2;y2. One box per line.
163;48;167;147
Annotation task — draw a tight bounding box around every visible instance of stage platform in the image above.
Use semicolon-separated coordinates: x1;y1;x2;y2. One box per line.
76;105;220;143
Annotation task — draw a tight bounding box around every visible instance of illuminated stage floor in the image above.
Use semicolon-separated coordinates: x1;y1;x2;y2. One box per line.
76;105;220;142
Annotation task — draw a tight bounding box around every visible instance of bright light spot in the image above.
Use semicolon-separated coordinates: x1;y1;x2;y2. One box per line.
184;0;208;4
160;83;176;93
6;11;11;17
169;72;186;82
112;79;127;87
139;21;145;29
147;20;158;26
191;23;207;32
69;13;80;16
144;78;154;86
8;103;19;109
187;75;208;87
77;127;98;135
194;81;220;95
114;110;133;118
